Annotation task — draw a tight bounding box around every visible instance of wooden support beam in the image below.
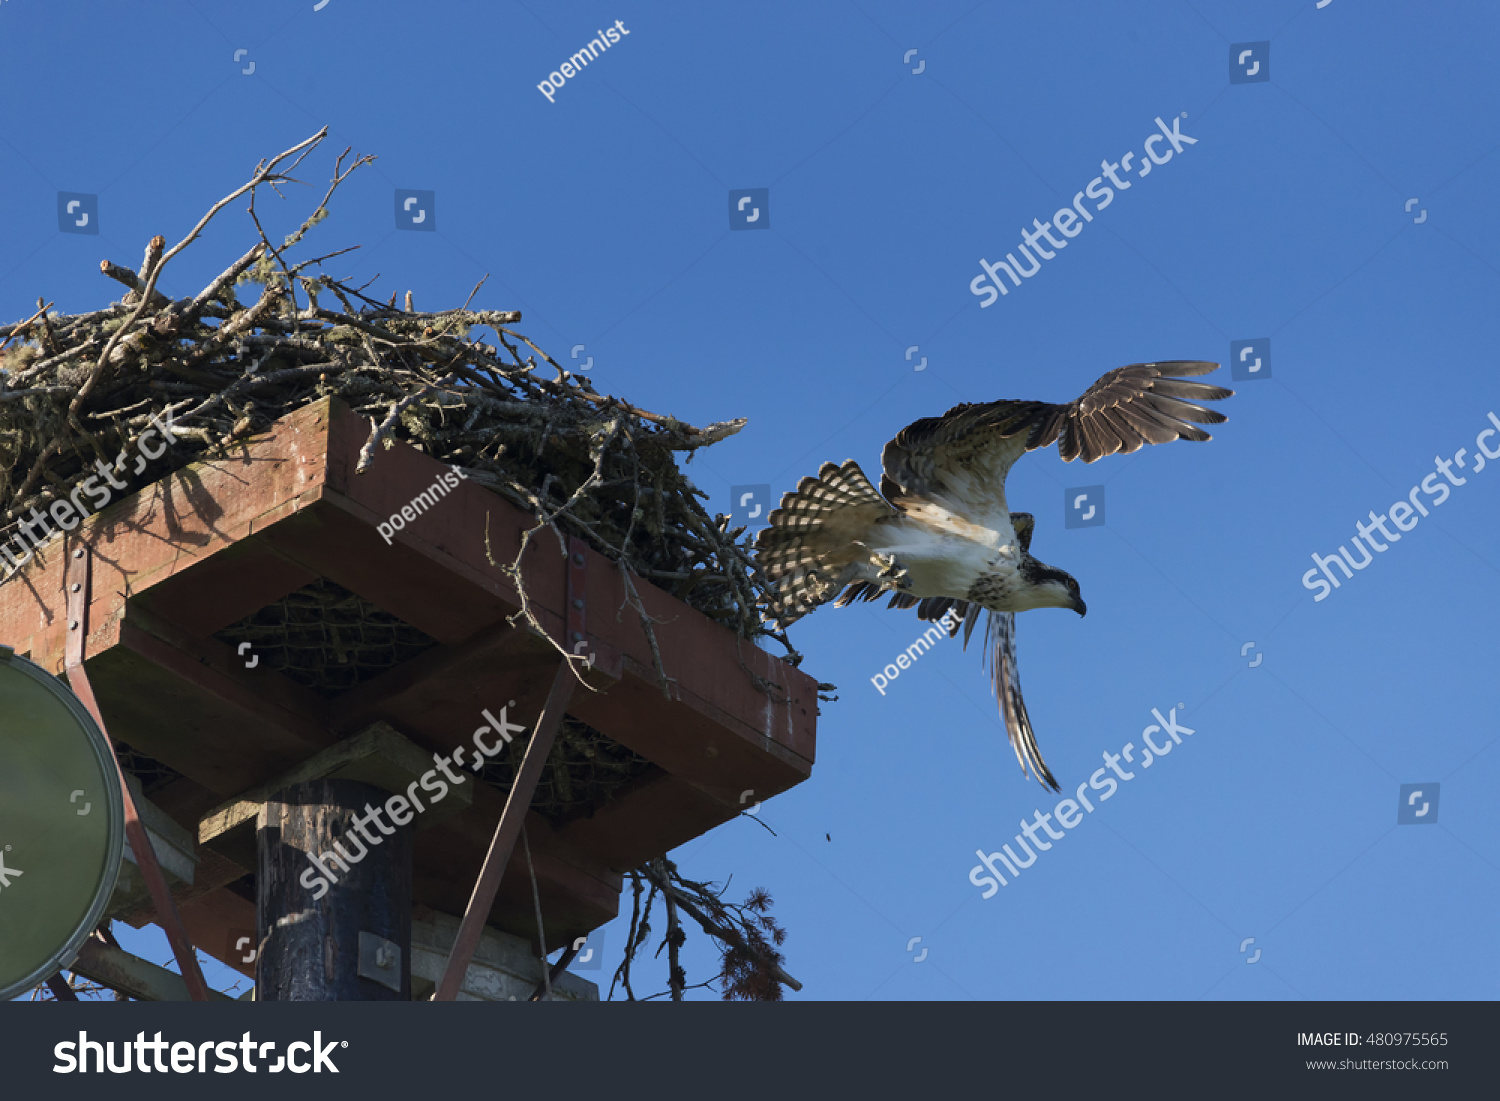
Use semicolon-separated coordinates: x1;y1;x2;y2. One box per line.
44;973;80;1001
69;938;235;1002
256;778;413;1001
199;720;473;870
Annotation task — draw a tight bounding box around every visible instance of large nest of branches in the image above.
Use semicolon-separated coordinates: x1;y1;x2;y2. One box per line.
0;128;800;669
1;128;804;1000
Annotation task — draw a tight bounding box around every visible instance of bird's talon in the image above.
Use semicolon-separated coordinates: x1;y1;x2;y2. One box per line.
873;552;912;590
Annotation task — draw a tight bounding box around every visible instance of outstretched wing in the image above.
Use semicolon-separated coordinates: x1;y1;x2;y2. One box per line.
878;361;1231;524
1024;360;1232;462
880;402;1041;531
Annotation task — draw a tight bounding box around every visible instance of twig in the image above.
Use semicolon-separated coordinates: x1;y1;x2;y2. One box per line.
88;128;329;387
0;300;52;347
99;260;171;308
653;858;687;1001
356;370;458;474
184;241;266;324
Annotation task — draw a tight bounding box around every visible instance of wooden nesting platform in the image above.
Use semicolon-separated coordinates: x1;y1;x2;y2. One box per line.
0;396;817;980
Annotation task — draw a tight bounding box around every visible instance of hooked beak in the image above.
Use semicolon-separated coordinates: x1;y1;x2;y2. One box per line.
1073;597;1087;617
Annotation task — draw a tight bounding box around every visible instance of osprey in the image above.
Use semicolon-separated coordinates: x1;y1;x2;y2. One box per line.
756;361;1232;791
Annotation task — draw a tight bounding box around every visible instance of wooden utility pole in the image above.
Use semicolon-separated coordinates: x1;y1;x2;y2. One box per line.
255;778;412;1000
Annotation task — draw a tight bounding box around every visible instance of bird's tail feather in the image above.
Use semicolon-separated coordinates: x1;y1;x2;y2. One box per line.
755;460;895;626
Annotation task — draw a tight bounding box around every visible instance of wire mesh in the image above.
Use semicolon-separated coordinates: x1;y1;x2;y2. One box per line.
475;715;657;823
213;577;656;820
113;742;183;797
212;578;439;698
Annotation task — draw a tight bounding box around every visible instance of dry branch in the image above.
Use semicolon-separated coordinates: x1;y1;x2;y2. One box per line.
0;129;792;664
1;132;810;1001
609;855;798;1001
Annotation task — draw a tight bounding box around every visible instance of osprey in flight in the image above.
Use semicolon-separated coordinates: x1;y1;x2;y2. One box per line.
756;361;1232;791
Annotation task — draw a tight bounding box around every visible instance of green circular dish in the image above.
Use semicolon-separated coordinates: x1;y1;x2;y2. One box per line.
0;646;125;1000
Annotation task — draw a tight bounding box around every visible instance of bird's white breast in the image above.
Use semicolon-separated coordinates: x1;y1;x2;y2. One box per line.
871;515;1022;602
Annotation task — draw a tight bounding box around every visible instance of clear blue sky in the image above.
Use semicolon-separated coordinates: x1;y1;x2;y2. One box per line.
3;0;1497;1001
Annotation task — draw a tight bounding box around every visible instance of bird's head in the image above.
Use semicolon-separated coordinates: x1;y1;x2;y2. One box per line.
1019;559;1087;617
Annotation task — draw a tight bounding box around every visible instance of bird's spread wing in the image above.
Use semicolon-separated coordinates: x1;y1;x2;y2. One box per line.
880;402;1040;531
878;361;1232;525
778;363;1231;790
1023;360;1232;462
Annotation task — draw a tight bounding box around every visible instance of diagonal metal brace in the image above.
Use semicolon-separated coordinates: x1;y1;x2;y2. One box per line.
434;537;588;1000
433;658;574;1000
64;540;211;1002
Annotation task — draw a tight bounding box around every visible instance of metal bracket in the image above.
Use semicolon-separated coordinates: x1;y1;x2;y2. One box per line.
61;540;212;1002
566;534;590;667
64;545;90;669
357;931;404;994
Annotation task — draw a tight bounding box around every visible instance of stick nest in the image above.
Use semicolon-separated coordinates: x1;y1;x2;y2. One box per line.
0;128;801;668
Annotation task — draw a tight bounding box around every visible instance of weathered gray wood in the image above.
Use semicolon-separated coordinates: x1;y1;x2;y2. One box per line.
256;778;412;1001
108;773;198;919
200;720;471;873
69;938;235;1002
